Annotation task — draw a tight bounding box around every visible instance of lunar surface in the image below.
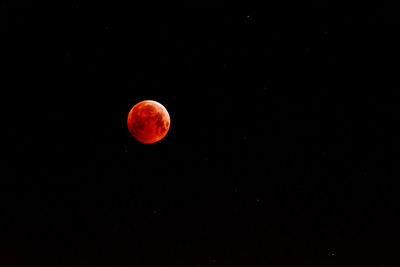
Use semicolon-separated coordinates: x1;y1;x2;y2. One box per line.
127;100;170;144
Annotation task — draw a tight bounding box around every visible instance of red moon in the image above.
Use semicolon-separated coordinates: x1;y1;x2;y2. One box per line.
127;100;170;144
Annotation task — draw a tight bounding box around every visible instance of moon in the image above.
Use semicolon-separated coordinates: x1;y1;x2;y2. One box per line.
127;100;170;144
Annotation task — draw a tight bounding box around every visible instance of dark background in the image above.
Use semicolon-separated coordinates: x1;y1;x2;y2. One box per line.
2;3;400;266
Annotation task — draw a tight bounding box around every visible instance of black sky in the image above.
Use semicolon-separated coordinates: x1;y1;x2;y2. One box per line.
2;4;400;266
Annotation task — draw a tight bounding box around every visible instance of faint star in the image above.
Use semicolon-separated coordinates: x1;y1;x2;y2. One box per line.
328;249;336;256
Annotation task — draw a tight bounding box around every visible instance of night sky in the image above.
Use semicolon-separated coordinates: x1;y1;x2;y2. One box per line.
2;3;400;266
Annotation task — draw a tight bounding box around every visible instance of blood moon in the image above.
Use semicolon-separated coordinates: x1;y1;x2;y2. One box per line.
127;100;170;144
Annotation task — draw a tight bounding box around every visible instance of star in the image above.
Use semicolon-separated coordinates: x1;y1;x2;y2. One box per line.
328;249;336;256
